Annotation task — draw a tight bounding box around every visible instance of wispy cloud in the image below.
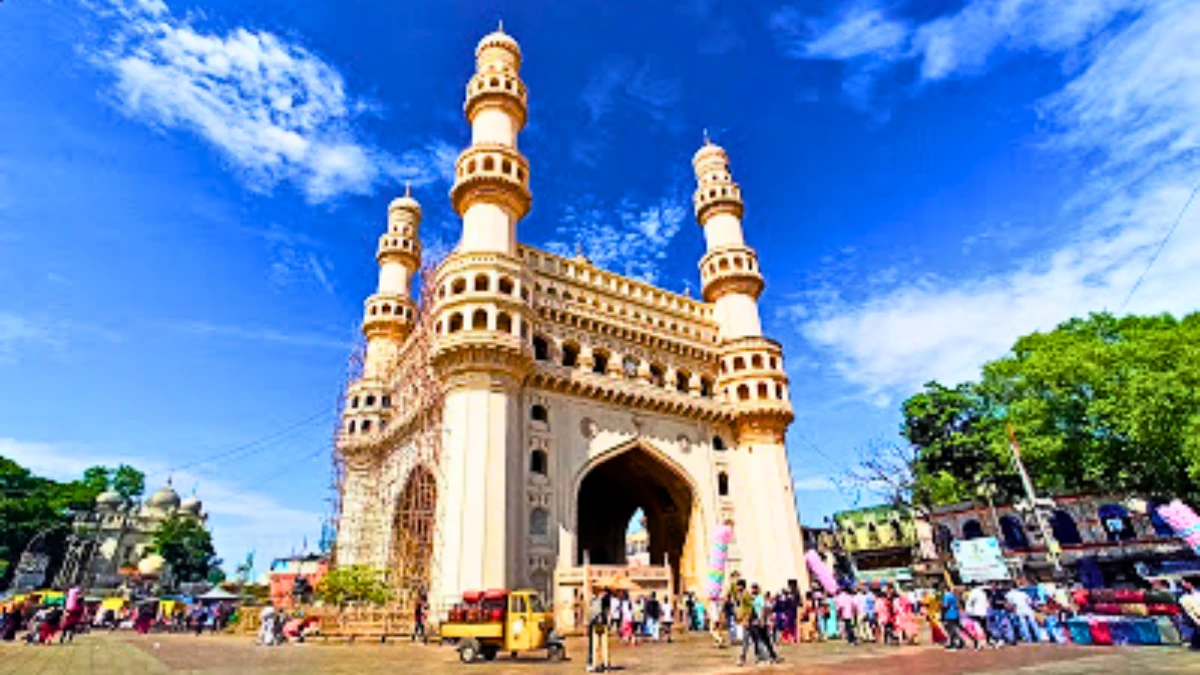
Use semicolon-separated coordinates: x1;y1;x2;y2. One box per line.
0;312;122;365
0;437;323;575
543;191;688;285
89;0;452;203
169;320;352;351
573;59;682;166
785;0;1200;399
794;475;838;492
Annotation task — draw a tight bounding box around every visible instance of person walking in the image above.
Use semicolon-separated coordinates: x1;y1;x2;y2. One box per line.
645;592;661;641
620;592;636;645
660;594;674;643
587;587;611;673
835;586;857;646
412;595;427;643
940;583;967;650
965;584;993;646
1006;584;1039;643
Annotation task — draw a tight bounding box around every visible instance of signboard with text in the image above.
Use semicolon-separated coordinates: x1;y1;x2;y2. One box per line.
952;537;1011;583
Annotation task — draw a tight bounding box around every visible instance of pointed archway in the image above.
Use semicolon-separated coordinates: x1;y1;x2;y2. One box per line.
575;441;698;592
390;465;437;601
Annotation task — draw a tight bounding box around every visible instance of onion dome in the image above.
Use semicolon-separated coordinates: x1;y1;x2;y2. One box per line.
180;496;203;516
95;489;122;510
147;482;181;510
138;554;165;577
388;183;422;216
475;23;521;61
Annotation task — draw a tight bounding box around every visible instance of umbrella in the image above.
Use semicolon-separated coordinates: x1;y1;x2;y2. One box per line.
197;587;239;602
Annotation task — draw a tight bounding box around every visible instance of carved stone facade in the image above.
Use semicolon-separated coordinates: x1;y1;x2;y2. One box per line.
334;27;809;611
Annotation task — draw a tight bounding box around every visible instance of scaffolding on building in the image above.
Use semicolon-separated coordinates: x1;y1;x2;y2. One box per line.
327;258;446;617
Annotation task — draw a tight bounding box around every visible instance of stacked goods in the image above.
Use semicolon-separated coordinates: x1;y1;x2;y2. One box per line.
447;589;507;623
705;523;734;600
1072;588;1182;645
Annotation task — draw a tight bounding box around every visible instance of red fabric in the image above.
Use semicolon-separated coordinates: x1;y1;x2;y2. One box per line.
1091;603;1123;616
484;589;509;600
1072;589;1090;608
1088;619;1113;646
1114;589;1144;603
1147;604;1180;616
462;590;482;603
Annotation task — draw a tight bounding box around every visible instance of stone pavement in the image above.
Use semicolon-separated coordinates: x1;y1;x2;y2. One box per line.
1;631;1196;675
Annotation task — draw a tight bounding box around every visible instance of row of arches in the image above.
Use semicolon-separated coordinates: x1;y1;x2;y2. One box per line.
531;333;716;398
702;249;758;281
535;282;716;345
731;381;788;403
951;503;1174;550
721;352;779;373
348;393;391;410
437;306;527;338
468;71;527;99
455;148;529;188
437;271;525;301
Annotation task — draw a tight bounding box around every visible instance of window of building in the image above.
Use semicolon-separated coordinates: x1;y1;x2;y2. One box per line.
1098;503;1136;542
496;312;513;334
448;313;464;333
1051;510;1083;545
999;515;1030;550
962;519;985;540
713;436;726;451
530;508;549;536
561;343;579;368
531;404;548;423
533;336;550;361
718;471;729;497
530;449;547;476
592;350;609;375
474;274;490;292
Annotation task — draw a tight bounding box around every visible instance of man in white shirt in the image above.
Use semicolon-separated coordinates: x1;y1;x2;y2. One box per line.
1005;585;1039;643
965;585;993;646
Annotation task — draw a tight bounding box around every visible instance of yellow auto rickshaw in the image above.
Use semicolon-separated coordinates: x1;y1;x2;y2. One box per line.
440;588;565;663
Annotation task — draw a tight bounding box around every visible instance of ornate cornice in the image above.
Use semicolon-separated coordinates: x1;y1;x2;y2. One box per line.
526;363;732;425
450;143;531;219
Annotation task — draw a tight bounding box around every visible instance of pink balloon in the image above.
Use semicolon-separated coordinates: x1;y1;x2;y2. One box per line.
806;550;837;594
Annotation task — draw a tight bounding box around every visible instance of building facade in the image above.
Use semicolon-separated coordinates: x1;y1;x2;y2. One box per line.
55;481;207;590
334;27;808;613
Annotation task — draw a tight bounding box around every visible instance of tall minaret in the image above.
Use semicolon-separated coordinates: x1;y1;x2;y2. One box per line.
450;24;531;254
429;25;536;606
336;186;423;565
693;138;808;592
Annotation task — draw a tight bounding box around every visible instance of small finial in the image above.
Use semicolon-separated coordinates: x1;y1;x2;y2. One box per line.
498;19;504;33
404;181;412;198
703;128;711;145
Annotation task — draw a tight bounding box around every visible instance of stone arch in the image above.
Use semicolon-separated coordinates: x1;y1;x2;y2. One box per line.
571;439;705;593
390;465;437;601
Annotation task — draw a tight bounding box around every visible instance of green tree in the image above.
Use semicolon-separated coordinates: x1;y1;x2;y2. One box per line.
901;312;1200;505
82;466;111;494
151;515;220;586
111;465;145;501
315;565;392;606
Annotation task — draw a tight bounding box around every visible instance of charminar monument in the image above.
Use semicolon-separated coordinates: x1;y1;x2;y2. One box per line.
334;27;809;617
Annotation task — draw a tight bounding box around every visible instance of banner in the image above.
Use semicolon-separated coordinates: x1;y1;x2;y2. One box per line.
952;537;1011;583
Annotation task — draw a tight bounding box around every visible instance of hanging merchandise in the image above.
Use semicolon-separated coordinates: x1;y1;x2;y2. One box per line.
1154;500;1200;554
806;550;837;594
705;522;734;601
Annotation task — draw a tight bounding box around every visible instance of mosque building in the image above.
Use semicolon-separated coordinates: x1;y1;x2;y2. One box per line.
334;26;809;617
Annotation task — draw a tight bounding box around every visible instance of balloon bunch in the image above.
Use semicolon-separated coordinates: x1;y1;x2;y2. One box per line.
705;522;734;600
1155;500;1200;554
806;550;838;594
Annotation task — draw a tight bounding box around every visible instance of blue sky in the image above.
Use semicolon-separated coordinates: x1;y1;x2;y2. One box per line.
2;0;1197;574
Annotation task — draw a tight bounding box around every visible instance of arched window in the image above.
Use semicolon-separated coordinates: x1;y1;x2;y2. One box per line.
1051;509;1083;545
561;343;579;367
756;383;769;399
498;277;514;295
530;508;549;536
737;385;750;401
733;357;746;371
962;519;985;540
350;396;359;409
1098;503;1136;542
718;472;729;497
999;515;1030;550
751;354;763;369
381;395;391;408
622;355;639;378
474;274;490;292
530;449;548;476
592;350;609;375
700;377;713;398
448;313;464;333
1147;501;1176;537
531;404;548;423
533;336;550;361
347;420;356;433
935;524;954;554
675;371;690;392
471;309;488;330
649;364;665;387
496;312;513;334
451;278;466;295
713;436;726;451
361;420;372;432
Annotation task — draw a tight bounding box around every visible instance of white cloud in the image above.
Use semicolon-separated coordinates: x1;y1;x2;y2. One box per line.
787;0;1200;398
574;59;682;165
0;437;324;576
0;312;122;365
771;5;909;61
90;0;451;203
168;320;353;351
543;192;688;285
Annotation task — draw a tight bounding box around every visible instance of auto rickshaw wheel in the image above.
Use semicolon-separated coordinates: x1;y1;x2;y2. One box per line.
546;642;565;662
459;638;481;663
481;645;498;661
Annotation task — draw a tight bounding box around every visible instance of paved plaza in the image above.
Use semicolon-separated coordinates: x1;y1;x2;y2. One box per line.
1;632;1196;675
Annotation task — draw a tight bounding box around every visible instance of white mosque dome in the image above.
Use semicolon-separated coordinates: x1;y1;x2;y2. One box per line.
147;482;181;510
95;489;122;509
180;496;203;515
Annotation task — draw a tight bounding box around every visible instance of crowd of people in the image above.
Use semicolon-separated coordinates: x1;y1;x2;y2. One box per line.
583;574;1200;671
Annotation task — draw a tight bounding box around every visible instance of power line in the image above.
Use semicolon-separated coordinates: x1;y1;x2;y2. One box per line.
1121;177;1200;310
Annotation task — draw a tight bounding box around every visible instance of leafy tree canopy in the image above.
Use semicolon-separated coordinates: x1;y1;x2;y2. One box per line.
151;515;221;586
316;565;392;606
902;312;1200;506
